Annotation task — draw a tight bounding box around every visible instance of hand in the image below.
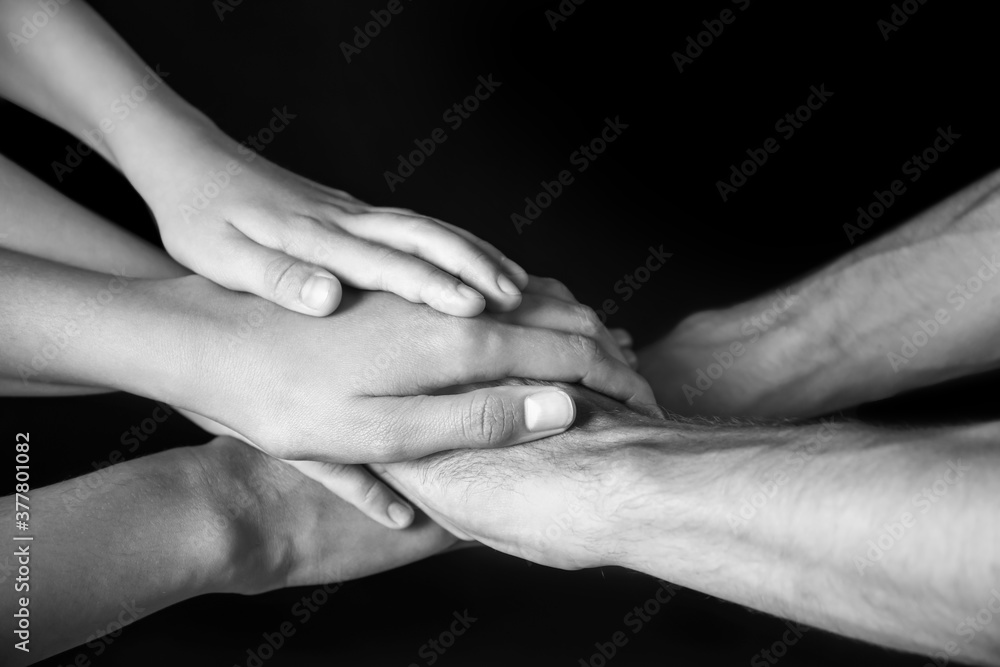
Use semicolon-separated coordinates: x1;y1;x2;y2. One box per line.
168;275;653;527
638;305;804;418
375;381;665;570
191;436;457;596
131;119;528;317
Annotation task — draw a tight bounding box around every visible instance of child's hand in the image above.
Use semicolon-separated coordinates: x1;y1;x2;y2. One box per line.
130;123;528;317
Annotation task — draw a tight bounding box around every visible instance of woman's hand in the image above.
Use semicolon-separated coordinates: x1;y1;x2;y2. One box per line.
122;117;528;317
177;277;648;528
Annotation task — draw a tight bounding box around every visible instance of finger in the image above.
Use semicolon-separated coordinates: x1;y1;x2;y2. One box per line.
462;323;656;406
285;459;415;530
352;385;577;461
523;275;577;302
373;210;526;280
428;217;530;289
371;463;476;541
610;328;633;347
210;233;343;316
339;212;522;312
623;348;638;370
285;230;488;318
491;294;627;365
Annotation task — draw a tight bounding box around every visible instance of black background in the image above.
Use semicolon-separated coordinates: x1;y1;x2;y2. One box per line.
3;0;999;665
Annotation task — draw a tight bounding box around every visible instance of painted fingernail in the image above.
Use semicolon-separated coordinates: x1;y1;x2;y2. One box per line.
497;274;521;297
301;273;334;310
501;257;530;288
388;502;414;527
524;389;576;432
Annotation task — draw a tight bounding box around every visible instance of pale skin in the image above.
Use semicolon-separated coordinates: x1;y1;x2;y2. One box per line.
382;168;1000;664
0;151;647;528
0;436;457;667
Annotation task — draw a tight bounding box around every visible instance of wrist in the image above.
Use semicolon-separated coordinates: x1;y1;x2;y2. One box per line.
184;437;291;596
642;290;836;418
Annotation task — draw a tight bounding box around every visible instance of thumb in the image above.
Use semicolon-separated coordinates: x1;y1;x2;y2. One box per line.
361;386;577;461
217;236;343;316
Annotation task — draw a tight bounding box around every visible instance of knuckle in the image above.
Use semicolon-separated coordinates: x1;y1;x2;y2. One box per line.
358;476;384;508
460;392;516;445
568;333;604;364
261;254;301;302
575;305;602;336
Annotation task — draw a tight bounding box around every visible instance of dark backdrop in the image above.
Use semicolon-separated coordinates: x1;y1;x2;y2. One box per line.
3;1;998;665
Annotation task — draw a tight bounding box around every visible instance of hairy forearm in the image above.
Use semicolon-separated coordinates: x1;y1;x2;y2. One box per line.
616;418;1000;663
643;167;1000;417
0;445;234;665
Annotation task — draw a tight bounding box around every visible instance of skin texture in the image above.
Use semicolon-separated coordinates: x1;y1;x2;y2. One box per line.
379;382;1000;665
0;0;531;318
0;144;647;529
640;167;1000;419
0;437;456;666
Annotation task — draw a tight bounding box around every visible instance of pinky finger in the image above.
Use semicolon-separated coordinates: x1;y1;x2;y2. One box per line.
285;460;415;530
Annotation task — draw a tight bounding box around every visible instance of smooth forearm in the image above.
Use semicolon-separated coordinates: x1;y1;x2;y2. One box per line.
0;0;214;168
0;249;211;403
0;445;235;665
614;420;1000;663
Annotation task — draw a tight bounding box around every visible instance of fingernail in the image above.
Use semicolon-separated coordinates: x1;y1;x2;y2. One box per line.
612;328;633;347
497;274;521;297
501;257;529;288
623;349;638;369
454;283;484;302
524;389;575;432
388;502;414;527
301;273;334;310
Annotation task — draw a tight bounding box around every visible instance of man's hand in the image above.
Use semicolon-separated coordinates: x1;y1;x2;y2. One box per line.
376;381;665;569
380;382;1000;665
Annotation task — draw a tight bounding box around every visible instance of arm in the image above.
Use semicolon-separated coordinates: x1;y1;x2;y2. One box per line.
0;436;454;666
379;383;1000;664
639;166;1000;418
0;0;533;317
